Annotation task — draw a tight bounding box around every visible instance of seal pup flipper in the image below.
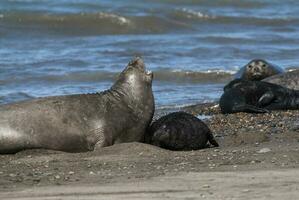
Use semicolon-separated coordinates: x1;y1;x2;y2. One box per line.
207;131;219;147
232;104;269;113
258;91;275;107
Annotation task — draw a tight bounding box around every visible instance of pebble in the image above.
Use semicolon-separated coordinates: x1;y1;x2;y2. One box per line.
257;148;271;153
89;171;95;175
68;171;75;175
242;189;251;193
203;184;210;188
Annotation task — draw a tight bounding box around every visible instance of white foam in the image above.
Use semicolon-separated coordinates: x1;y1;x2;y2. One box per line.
171;68;237;75
180;8;213;19
98;12;131;25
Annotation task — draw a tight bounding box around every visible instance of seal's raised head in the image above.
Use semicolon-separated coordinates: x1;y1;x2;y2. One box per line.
117;57;153;86
112;57;154;103
244;59;269;80
234;59;284;81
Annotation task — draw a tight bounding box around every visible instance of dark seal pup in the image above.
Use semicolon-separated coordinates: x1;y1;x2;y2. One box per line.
234;59;284;81
262;69;299;90
0;57;155;154
145;112;219;151
220;79;299;114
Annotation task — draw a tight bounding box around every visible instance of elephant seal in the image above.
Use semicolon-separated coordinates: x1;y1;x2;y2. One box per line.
220;79;299;114
234;59;284;81
0;57;155;154
262;69;299;90
145;112;219;151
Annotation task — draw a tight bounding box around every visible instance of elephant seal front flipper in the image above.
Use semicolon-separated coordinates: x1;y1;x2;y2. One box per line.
0;57;155;154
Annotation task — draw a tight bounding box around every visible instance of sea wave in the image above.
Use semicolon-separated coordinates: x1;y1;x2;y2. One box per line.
172;8;213;20
1;10;298;36
1;69;234;85
154;69;233;83
0;11;192;35
0;92;34;105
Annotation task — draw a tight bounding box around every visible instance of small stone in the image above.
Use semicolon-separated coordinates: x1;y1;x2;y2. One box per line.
156;166;162;170
258;148;271;153
33;177;41;182
89;171;95;175
54;175;60;179
203;184;210;188
68;171;75;175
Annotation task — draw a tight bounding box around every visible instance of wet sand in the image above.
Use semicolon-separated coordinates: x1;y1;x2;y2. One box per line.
0;103;299;199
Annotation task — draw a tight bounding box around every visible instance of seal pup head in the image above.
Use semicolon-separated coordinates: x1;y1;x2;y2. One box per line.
244;59;272;80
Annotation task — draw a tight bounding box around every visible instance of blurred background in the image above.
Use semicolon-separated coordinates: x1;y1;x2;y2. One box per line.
0;0;299;108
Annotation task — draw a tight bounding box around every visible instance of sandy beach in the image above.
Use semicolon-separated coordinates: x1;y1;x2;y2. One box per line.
0;103;298;199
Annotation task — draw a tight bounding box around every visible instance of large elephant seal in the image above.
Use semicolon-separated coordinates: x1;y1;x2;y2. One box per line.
234;59;284;81
0;57;155;154
145;112;219;151
220;79;299;114
262;69;299;90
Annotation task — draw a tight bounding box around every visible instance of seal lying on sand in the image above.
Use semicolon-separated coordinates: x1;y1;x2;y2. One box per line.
234;59;284;81
220;79;299;114
262;69;299;90
145;112;219;151
0;57;154;154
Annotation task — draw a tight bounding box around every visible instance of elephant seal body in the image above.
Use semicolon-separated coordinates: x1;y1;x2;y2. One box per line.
220;79;299;114
234;59;284;81
146;112;219;151
262;69;299;90
0;58;154;154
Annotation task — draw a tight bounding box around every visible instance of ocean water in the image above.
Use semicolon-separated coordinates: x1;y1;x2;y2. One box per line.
1;0;299;108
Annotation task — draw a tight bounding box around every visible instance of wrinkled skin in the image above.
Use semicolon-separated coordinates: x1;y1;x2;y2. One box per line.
0;57;155;154
220;79;299;114
234;59;284;81
145;112;219;151
263;69;299;90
